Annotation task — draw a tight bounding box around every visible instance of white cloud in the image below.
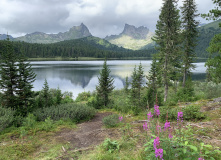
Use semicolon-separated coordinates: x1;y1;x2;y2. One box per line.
0;0;217;38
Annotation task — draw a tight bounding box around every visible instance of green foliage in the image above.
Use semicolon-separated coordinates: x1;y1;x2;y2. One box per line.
75;91;92;102
102;114;119;128
0;37;19;108
96;59;114;107
0;107;15;132
22;113;36;129
102;138;120;153
33;103;96;122
152;0;182;102
194;81;221;99
158;105;206;122
87;95;102;109
176;86;195;102
42;117;54;132
130;63;145;114
181;0;199;87
0;36;154;59
124;76;129;93
183;105;206;120
16;55;36;116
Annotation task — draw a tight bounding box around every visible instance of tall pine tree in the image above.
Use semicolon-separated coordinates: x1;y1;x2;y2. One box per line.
96;59;114;107
181;0;199;87
0;37;19;108
16;55;36;115
152;0;182;102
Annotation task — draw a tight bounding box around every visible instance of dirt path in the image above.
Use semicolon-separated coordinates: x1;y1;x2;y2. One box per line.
55;112;120;150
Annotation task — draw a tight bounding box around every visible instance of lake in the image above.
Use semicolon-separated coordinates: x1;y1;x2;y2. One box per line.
31;60;207;99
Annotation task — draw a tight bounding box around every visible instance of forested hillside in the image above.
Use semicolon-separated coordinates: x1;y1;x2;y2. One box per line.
0;36;156;58
195;20;221;58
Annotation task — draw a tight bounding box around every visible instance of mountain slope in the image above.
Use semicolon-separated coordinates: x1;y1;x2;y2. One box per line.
0;34;14;40
14;23;91;43
196;20;221;58
105;24;154;50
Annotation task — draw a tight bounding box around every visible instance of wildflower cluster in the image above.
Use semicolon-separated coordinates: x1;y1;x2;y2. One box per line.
154;105;160;116
153;137;164;160
147;112;153;121
177;112;183;123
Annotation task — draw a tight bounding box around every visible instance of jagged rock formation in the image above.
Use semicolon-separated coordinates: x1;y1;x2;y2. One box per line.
14;23;91;43
105;24;154;50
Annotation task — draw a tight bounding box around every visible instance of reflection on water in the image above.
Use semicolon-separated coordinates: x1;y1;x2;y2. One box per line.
31;60;207;99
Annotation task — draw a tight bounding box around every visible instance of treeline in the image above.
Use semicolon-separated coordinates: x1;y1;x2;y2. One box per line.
0;37;156;58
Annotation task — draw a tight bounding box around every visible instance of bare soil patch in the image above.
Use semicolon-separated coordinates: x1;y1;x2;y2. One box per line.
55;112;120;150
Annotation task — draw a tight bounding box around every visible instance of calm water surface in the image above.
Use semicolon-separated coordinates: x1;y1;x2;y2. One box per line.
31;60;206;99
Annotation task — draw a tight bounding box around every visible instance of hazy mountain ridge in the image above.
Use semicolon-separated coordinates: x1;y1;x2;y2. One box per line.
14;23;91;43
0;34;14;40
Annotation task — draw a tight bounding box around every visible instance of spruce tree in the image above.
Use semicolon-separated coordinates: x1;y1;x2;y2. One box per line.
181;0;199;87
152;0;182;102
130;63;145;109
124;76;130;93
96;59;114;107
16;55;36;115
0;37;19;108
147;55;160;107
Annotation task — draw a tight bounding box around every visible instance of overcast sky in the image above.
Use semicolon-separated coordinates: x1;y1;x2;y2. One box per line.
0;0;216;38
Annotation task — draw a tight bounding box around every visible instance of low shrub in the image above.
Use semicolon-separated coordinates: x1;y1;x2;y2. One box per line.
0;107;15;132
75;91;92;102
102;114;119;127
183;105;206;120
159;105;206;122
87;95;103;109
33;103;96;122
22;113;37;129
102;138;120;153
194;82;221;99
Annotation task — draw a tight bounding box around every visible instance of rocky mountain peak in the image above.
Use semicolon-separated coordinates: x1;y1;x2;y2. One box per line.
121;24;150;39
69;23;91;37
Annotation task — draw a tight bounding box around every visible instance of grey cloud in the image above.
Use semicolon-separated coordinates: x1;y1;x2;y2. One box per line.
0;0;217;38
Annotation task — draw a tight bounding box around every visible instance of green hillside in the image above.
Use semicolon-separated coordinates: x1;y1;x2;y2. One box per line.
0;36;155;59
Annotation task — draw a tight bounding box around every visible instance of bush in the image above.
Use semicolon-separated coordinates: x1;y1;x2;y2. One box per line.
159;105;206;122
102;114;119;127
87;95;103;109
75;91;92;102
22;113;37;129
194;82;221;99
0;107;15;132
102;138;120;153
33;103;96;122
183;105;206;120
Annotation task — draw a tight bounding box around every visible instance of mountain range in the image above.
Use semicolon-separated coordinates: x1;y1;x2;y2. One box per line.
13;23;91;43
1;20;221;58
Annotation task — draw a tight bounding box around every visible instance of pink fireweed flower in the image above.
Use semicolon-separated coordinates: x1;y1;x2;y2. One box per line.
155;148;163;159
119;116;123;122
153;137;160;149
143;122;148;131
177;112;183;123
147;112;153;121
154;105;160;116
168;134;173;139
198;158;204;160
164;120;170;131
